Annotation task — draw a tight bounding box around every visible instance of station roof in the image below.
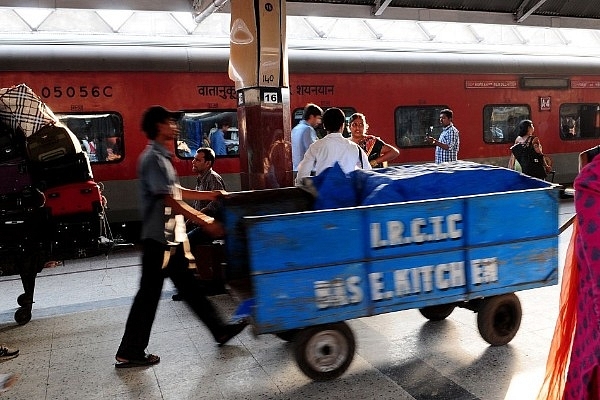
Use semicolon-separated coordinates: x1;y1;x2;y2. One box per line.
290;0;600;29
1;0;599;30
1;0;600;69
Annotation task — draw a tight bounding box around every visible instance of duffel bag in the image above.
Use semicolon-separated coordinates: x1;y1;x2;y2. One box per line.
0;84;58;137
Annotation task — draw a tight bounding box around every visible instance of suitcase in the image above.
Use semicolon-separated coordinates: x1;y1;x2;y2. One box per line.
0;207;49;251
29;152;93;189
0;121;26;163
0;84;58;137
0;133;25;163
50;212;103;258
0;186;45;214
44;180;103;217
26;123;82;162
0;157;33;194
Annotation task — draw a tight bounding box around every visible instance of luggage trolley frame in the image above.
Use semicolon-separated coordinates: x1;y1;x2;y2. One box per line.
0;207;51;325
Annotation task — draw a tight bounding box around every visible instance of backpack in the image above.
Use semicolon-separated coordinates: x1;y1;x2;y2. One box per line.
511;136;547;179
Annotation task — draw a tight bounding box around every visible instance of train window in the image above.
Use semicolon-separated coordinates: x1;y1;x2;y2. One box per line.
559;104;600;140
57;113;123;163
176;110;238;158
394;105;450;148
483;105;531;144
291;106;356;139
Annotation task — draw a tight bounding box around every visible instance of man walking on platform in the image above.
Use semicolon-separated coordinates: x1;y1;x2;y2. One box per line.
115;106;246;368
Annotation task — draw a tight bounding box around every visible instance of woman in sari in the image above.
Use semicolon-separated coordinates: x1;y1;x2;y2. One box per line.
348;113;399;168
538;150;600;399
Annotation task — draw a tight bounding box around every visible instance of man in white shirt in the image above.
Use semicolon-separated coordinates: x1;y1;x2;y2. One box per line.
295;107;371;185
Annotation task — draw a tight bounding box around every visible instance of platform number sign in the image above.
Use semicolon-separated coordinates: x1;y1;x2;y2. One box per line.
261;88;281;104
539;96;551;111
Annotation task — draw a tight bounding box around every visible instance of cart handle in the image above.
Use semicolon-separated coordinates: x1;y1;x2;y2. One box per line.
559;214;576;235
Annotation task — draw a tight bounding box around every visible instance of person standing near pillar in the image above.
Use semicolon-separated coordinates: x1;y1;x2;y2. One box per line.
291;103;323;172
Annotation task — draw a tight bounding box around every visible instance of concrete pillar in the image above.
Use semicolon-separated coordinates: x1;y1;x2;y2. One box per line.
229;0;292;189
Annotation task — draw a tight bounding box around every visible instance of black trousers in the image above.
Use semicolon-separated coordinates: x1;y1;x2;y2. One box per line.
116;239;225;359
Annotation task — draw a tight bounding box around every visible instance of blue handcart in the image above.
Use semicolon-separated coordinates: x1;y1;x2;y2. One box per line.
220;163;559;381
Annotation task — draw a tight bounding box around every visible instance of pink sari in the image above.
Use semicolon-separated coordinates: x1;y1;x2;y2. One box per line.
538;156;600;399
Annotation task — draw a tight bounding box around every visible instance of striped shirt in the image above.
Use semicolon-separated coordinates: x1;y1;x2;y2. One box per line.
435;124;460;163
193;168;225;217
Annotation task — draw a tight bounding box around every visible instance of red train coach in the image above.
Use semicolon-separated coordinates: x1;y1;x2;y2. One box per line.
2;44;599;235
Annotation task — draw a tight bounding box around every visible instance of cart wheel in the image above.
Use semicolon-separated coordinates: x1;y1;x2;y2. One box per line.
14;307;32;325
477;293;522;346
275;329;301;342
17;293;33;307
419;304;456;321
294;322;355;381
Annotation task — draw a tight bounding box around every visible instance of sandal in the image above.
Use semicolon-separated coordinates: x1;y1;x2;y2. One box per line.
114;353;160;368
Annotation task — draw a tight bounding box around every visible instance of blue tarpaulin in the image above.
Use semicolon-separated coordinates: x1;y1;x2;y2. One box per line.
309;161;551;210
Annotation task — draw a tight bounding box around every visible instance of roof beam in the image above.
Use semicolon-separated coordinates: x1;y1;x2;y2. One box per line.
363;20;382;39
191;0;228;23
515;0;549;23
372;0;392;17
0;0;193;12
416;21;435;41
304;17;326;38
2;1;600;30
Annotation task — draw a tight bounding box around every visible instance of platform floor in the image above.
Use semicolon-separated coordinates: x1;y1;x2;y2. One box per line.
0;199;575;400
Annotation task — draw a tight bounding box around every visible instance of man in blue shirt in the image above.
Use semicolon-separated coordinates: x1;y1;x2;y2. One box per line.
426;108;460;163
291;103;323;171
210;121;229;156
115;106;246;368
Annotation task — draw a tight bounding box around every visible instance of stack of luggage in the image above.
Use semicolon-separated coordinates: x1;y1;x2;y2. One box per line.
0;83;113;324
0;83;110;263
